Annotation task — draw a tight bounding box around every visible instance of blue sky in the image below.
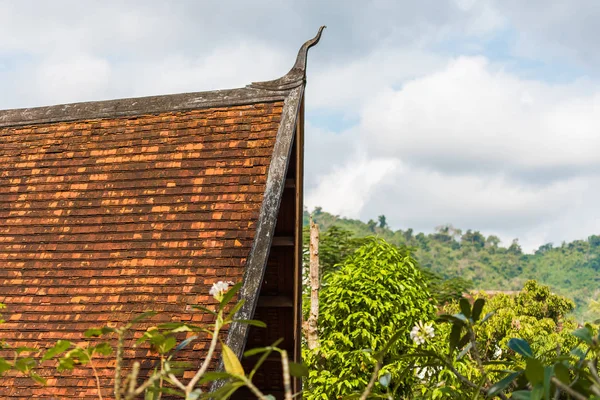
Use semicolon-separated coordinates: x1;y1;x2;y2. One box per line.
2;0;600;251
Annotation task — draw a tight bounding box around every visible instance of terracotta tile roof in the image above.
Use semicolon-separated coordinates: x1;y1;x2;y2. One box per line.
0;26;325;399
0;102;281;398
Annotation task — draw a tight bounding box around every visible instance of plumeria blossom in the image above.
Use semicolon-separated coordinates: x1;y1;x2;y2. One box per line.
493;345;503;359
410;320;435;345
209;280;234;301
415;366;429;380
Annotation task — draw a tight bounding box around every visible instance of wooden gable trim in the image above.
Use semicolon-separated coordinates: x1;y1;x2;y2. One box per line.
223;84;305;359
222;25;324;361
0;88;287;128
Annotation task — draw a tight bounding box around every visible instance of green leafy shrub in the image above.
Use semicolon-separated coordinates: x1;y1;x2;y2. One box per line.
304;237;436;399
403;281;584;398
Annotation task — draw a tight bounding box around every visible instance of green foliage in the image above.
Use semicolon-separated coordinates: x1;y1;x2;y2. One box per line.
307;209;600;320
406;281;581;398
304;237;436;399
482;281;576;352
487;324;600;399
0;302;53;384
421;270;473;305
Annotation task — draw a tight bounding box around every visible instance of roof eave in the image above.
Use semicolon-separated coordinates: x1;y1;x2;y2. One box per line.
0;87;288;129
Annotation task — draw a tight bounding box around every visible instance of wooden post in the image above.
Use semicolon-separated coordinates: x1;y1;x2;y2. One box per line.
305;217;320;350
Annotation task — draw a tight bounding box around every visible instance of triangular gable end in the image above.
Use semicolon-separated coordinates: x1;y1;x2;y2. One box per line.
0;27;324;399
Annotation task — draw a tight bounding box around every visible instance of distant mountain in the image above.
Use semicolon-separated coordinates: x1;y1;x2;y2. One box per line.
304;209;600;321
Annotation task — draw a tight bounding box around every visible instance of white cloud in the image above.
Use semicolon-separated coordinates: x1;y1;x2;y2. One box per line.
308;47;446;114
488;0;600;69
361;57;600;174
34;55;112;104
126;41;289;98
306;55;600;251
305;157;399;218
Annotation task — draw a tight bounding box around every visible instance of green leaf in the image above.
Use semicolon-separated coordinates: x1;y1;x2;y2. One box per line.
438;313;467;326
471;298;485;322
554;362;570;384
480;311;494;323
288;361;309;377
200;381;243;399
525;358;544;385
29;371;47;385
246;339;283;380
0;358;11;375
57;357;75;371
220;282;243;308
570;347;585;360
487;371;520;397
530;383;543;400
156;322;186;330
191;305;217;316
84;326;115;337
459;298;471;319
374;330;404;360
14;357;36;373
132;311;158;324
92;342;112;356
572;327;593;345
449;323;462;354
144;389;157;400
42;340;72;361
244;347;271;357
508;338;534;358
221;343;244;376
232;319;266;328
457;333;470;350
543;366;553;400
225;300;245;321
198;371;232;384
457;342;472;360
65;348;90;365
511;391;531;400
14;346;38;354
159;336;177;354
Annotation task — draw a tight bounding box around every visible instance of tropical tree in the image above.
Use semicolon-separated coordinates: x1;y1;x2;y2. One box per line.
303;238;436;399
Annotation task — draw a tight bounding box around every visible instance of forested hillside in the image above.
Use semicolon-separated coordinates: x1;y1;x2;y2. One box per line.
304;208;600;320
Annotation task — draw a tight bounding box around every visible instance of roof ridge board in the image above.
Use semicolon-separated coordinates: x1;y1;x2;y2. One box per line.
0;87;287;128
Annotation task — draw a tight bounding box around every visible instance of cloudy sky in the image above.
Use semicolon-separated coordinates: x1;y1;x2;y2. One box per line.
1;0;599;251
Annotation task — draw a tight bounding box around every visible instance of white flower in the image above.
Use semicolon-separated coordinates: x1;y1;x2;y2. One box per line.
209;281;234;301
493;345;502;359
415;366;441;381
410;321;435;346
415;366;429;380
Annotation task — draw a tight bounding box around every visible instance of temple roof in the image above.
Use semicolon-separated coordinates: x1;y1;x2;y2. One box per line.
0;26;324;398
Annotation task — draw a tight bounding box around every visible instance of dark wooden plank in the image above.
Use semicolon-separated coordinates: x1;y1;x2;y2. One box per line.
257;295;294;308
272;236;294;246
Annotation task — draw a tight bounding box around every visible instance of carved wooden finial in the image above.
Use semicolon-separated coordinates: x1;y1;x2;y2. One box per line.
249;26;326;91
